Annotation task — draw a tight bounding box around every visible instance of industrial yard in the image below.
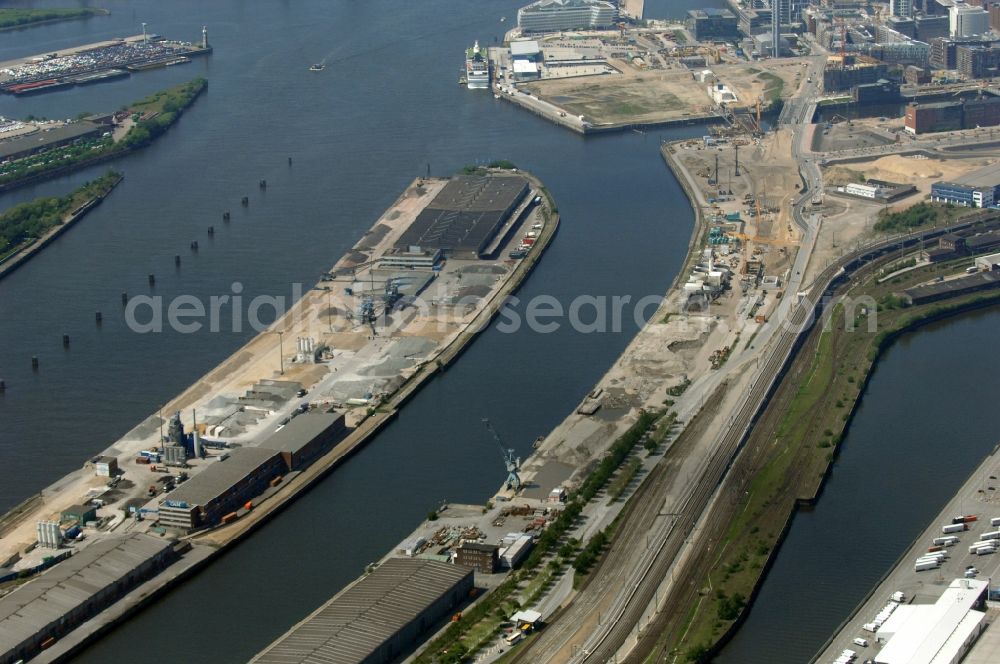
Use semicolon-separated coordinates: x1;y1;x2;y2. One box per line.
492;27;803;130
0;170;557;664
817;448;1000;664
9;0;1000;660
0;31;211;95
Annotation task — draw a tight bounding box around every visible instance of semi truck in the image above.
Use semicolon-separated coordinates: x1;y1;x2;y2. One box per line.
933;536;960;546
979;530;1000;541
915;559;940;571
942;523;968;534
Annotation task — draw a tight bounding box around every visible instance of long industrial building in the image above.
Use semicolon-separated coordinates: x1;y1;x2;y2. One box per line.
0;120;105;162
873;578;988;664
249;558;474;664
0;534;176;664
158;447;285;532
261;411;348;472
393;174;530;259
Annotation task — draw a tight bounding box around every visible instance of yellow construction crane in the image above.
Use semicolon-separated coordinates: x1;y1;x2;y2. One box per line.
702;46;721;64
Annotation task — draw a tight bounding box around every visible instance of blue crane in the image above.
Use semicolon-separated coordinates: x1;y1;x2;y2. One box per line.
483;418;521;491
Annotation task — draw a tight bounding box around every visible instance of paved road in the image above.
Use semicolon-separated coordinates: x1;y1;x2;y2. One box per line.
504;47;994;664
511;53;832;664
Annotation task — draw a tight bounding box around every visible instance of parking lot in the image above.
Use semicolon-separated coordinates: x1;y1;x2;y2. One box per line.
0;35;201;87
818;449;1000;663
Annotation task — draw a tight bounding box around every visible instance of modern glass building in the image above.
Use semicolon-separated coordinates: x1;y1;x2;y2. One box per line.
517;0;618;33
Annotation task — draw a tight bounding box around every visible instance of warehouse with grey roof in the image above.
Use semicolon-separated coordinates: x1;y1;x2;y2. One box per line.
261;411;348;472
0;534;176;664
393;175;530;259
158;446;285;532
249;558;473;664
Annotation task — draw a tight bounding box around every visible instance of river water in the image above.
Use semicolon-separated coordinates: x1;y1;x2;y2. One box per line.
0;1;700;662
716;308;1000;663
3;2;996;663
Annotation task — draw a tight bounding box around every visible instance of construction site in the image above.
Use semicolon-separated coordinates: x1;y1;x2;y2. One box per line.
493;25;802;130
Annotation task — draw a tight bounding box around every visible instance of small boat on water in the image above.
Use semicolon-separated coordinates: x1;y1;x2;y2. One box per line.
309;63;325;72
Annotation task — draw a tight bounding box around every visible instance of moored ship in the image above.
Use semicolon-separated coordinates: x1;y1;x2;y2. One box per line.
465;41;489;90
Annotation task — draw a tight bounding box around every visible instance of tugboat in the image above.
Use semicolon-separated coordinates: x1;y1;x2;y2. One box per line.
309;63;325;72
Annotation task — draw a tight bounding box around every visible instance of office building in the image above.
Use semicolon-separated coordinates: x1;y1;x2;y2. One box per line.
951;4;990;37
891;0;914;17
957;43;1000;76
454;541;500;574
916;15;951;41
823;55;891;91
689;8;740;41
931;162;1000;207
517;0;617;33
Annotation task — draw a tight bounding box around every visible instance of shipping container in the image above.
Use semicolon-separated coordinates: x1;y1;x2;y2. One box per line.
927;545;943;552
221;512;238;524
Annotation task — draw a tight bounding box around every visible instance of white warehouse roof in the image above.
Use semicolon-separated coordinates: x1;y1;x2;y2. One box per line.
962;619;1000;663
875;578;987;664
513;60;539;73
510;40;541;57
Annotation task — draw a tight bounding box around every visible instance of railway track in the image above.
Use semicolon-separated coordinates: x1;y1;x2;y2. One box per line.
519;212;1000;663
580;292;811;663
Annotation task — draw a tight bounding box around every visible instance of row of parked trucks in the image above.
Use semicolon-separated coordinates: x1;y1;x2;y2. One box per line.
832;648;859;664
919;515;1000;571
861;592;906;634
